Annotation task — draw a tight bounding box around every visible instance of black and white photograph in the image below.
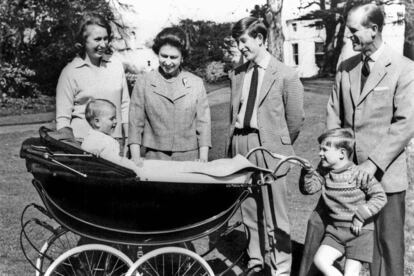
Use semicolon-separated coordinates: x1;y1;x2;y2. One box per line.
1;0;414;275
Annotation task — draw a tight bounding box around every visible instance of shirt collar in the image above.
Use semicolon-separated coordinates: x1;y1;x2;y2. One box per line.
249;51;271;70
364;42;385;62
73;54;111;68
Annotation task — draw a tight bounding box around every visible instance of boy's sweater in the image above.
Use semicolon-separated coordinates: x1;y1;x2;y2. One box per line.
301;162;387;230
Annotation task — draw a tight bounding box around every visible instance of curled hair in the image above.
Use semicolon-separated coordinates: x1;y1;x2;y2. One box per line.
85;99;116;129
350;3;384;32
75;13;112;57
152;27;189;58
318;128;355;158
231;17;268;42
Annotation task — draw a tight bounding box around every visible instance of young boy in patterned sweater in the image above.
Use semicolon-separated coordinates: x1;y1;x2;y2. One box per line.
300;128;387;276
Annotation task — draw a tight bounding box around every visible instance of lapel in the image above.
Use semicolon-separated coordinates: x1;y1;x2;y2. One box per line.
231;65;247;121
348;54;362;107
150;71;190;102
258;56;278;106
358;51;391;106
173;74;191;101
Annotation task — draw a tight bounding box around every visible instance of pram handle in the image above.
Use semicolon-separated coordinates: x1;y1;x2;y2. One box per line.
245;147;310;175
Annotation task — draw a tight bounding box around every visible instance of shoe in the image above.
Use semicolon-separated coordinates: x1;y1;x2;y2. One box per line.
244;265;264;276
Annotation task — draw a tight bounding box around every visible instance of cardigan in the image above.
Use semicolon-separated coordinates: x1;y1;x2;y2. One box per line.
56;54;130;139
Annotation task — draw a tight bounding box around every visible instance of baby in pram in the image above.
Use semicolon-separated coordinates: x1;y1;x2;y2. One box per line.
80;98;270;183
81;99;140;174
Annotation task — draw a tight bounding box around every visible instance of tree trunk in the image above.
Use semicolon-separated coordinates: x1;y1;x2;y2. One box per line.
266;0;284;61
404;0;414;60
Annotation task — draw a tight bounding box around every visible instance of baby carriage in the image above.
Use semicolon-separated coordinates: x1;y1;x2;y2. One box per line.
19;127;308;276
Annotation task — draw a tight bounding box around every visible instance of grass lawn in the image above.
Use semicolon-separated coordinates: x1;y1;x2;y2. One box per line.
1;78;413;275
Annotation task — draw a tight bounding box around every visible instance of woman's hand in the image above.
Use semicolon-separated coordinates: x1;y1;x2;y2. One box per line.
198;146;209;162
130;144;144;167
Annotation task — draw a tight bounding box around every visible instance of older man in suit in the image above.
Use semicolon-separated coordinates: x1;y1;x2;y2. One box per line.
299;4;414;276
227;17;304;276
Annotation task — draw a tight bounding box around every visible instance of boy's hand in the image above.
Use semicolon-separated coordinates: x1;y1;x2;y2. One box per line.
351;217;363;236
302;160;314;171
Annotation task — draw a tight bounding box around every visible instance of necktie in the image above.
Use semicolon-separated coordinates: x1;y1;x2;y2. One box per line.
361;56;370;90
243;65;259;128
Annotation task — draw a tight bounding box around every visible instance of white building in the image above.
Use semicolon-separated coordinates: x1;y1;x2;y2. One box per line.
283;19;327;77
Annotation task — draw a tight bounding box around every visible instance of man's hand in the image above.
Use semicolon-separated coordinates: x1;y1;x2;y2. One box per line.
349;159;377;187
351;216;363;236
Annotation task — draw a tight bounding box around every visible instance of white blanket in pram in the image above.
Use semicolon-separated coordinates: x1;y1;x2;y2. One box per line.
136;154;271;184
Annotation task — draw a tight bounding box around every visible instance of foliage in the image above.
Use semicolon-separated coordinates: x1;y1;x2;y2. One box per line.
0;93;55;116
174;19;234;81
204;61;227;83
0;61;40;97
250;4;269;19
0;0;133;98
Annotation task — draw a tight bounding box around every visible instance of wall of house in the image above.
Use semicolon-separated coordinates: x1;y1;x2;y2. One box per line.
284;19;326;78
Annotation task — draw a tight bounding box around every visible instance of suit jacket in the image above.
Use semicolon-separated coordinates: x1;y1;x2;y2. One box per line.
327;45;414;192
227;56;305;175
128;69;211;151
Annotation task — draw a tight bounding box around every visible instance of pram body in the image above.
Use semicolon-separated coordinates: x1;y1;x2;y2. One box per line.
20;127;306;275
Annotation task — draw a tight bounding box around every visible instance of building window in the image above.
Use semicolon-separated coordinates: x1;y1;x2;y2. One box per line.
292;43;299;65
315;42;325;68
292;23;297;32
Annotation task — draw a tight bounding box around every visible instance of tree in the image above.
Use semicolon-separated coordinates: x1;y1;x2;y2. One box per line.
404;0;414;60
174;19;233;81
0;0;133;97
266;0;285;61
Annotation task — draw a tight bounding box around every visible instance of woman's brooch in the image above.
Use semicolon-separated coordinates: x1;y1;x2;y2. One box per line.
182;77;189;87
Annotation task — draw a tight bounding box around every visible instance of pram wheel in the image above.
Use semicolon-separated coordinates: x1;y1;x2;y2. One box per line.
44;244;133;276
36;227;80;276
126;246;214;276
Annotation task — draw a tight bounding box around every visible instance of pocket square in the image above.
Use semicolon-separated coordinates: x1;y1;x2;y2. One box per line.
373;86;389;91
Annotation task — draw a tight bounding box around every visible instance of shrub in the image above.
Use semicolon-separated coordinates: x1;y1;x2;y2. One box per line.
204;61;227;83
0;61;40;98
174;19;234;82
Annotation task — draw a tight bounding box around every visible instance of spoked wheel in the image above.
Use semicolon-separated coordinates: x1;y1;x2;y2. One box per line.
44;244;133;276
36;227;80;276
126;247;214;276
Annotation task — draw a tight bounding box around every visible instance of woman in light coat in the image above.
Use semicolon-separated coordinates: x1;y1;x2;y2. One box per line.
128;27;211;163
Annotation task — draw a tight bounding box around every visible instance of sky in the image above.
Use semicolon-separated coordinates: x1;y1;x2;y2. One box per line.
118;0;267;45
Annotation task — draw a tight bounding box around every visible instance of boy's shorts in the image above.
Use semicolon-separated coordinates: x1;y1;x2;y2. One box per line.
322;224;373;263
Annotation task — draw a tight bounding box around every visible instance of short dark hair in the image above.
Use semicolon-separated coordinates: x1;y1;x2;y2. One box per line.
85;99;116;129
75;13;112;56
318;128;355;158
232;17;268;42
152;27;189;58
350;3;384;32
